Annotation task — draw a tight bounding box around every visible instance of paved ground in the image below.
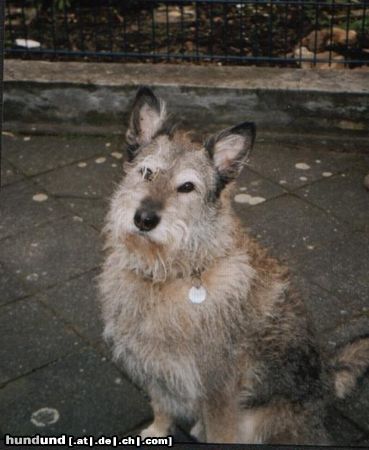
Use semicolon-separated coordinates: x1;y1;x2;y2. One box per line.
1;129;369;445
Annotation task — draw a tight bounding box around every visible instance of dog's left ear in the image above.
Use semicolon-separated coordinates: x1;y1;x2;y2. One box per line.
126;86;167;155
205;122;255;182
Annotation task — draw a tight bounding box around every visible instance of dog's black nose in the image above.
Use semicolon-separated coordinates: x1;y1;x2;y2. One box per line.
134;209;161;231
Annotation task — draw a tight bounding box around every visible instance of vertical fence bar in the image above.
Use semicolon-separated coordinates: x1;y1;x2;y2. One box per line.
34;0;43;52
359;0;367;67
20;1;29;55
123;5;128;56
51;0;56;56
239;2;244;59
63;0;71;51
195;1;200;60
107;0;114;53
298;2;304;67
151;2;156;59
223;2;228;62
345;0;352;68
328;0;335;67
137;7;142;55
93;0;98;52
253;2;259;58
284;2;288;60
180;2;185;59
361;0;367;38
267;0;273;60
77;1;85;52
313;0;319;66
209;1;214;60
166;3;170;60
6;1;14;45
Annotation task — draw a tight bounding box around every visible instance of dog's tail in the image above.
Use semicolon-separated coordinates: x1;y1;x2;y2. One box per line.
330;336;369;399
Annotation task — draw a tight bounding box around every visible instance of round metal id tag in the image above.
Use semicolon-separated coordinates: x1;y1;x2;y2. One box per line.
188;285;207;304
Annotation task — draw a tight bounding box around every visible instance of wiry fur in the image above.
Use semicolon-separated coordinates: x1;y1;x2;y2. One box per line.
331;337;369;399
99;87;369;444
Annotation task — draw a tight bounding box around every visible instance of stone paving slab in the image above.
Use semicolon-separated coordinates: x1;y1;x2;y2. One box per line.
0;217;102;292
3;135;117;177
235;167;286;205
324;406;365;445
1;158;23;186
0;297;82;386
335;377;369;434
34;154;122;199
290;231;369;306
249;141;367;190
322;316;369;349
235;194;345;262
56;197;109;231
0;180;67;240
0;262;28;306
296;169;369;233
291;275;357;336
0;347;152;437
37;269;103;345
259;132;369;156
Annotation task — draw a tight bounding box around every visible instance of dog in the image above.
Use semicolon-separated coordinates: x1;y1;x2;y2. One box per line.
99;86;369;444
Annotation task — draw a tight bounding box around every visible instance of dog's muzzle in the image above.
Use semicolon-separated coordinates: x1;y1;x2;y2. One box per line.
134;208;161;232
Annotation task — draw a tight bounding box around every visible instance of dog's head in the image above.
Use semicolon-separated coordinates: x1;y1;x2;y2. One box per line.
107;87;255;261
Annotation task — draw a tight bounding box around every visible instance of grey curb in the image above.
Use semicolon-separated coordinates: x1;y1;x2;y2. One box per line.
4;60;369;137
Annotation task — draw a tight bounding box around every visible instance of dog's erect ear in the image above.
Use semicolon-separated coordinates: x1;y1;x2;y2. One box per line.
205;122;255;182
126;86;167;157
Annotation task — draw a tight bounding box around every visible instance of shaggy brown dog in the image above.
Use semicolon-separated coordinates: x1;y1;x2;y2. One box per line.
100;87;369;444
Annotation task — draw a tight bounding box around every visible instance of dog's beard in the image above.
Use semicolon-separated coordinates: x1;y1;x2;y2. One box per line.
122;232;167;281
125;217;190;251
121;218;194;282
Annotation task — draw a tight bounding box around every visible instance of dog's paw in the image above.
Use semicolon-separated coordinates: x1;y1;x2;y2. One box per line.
190;420;205;441
140;423;169;439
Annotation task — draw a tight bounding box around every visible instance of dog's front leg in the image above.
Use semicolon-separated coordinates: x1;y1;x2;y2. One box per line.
140;398;173;439
202;396;239;443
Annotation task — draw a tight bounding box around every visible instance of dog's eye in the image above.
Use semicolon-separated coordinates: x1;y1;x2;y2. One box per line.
177;182;195;193
140;167;153;181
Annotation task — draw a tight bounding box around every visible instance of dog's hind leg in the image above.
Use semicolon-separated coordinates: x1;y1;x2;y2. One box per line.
190;418;205;441
140;399;173;439
202;396;239;443
238;401;328;445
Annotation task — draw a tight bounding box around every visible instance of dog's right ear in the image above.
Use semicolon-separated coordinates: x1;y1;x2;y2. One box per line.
126;86;167;160
205;121;256;183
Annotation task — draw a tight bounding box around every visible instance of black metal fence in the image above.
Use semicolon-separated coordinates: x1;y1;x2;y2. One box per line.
5;1;369;67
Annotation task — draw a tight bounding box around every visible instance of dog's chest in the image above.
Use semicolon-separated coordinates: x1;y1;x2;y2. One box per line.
110;277;206;362
106;277;207;406
102;253;253;403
